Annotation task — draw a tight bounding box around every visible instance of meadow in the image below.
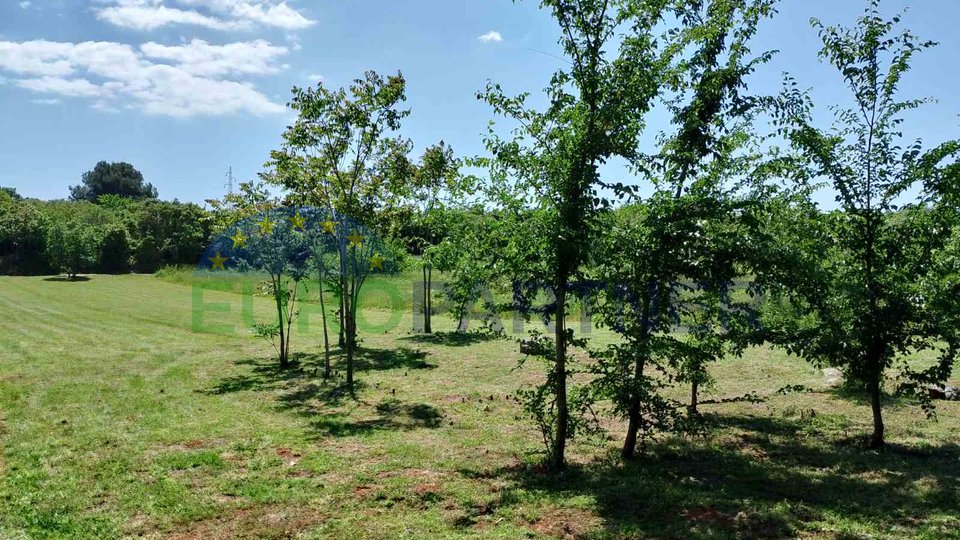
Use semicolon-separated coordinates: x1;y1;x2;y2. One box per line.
0;273;958;539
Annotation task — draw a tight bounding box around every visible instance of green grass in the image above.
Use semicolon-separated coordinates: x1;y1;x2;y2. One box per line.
0;274;958;539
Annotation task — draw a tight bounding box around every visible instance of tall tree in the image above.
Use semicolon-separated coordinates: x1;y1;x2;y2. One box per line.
591;0;776;459
269;70;408;393
763;0;960;447
479;0;672;470
70;161;157;202
404;142;468;334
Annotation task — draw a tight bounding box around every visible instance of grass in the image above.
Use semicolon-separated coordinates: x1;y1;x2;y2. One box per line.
0;273;958;539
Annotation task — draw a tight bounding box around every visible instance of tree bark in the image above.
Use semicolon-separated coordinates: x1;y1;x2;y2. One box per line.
425;264;433;333
319;271;331;378
345;278;356;393
551;281;568;471
868;366;884;448
690;380;699;416
622;290;651;460
337;291;346;348
275;276;288;369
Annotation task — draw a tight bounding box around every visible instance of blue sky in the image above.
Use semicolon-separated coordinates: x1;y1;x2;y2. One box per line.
1;0;958;205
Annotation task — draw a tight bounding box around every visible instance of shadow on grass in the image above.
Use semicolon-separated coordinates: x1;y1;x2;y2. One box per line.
205;353;444;439
458;413;960;539
354;346;435;371
825;383;915;410
400;331;501;347
43;275;91;282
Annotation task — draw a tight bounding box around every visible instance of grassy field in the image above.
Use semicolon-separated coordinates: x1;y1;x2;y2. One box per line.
0;273;958;539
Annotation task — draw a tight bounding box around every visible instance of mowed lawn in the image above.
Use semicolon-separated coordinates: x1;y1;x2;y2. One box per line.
0;274;958;539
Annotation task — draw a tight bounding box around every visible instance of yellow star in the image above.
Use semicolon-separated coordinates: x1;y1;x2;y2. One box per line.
369;252;384;270
321;219;337;235
289;212;306;231
229;231;247;248
347;230;363;247
258;216;276;234
208;251;229;271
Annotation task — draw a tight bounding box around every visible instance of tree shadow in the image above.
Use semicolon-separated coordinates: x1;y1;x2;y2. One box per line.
203;356;315;395
205;354;444;440
458;413;960;538
43;275;91;282
354;346;435;371
400;331;501;347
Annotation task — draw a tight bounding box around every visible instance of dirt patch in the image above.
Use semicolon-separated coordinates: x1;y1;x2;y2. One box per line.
529;508;601;539
352;484;381;498
165;505;324;540
682;506;735;527
413;482;442;496
275;448;301;466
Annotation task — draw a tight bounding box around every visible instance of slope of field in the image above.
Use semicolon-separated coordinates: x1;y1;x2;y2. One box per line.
0;274;957;539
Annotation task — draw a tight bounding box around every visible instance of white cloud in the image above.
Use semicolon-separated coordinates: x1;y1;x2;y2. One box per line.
19;1;32;9
478;31;503;43
305;73;322;82
17;76;110;97
31;98;62;105
141;39;287;76
0;39;286;117
95;0;315;31
96;5;249;31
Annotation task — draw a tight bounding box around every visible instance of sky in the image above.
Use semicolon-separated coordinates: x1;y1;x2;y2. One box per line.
1;0;958;205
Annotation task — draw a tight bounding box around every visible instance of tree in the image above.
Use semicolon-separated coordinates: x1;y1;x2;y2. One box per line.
0;199;48;274
99;225;131;273
478;0;671;470
46;221;97;279
1;187;21;200
400;142;471;333
229;208;311;369
763;0;960;447
70;161;157;202
269;70;409;393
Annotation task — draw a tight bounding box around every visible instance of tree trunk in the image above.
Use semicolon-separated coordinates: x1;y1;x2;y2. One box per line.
690;380;699;416
319;272;331;379
345;278;356;393
551;281;568;471
622;291;651;460
425;264;433;333
275;277;288;369
621;357;646;460
338;291;346;348
868;368;884;448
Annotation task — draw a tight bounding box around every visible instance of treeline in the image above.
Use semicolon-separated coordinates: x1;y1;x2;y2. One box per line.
0;188;209;276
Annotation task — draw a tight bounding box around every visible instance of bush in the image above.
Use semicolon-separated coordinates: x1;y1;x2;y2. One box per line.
99;225;131;273
46;221;98;278
0;201;49;274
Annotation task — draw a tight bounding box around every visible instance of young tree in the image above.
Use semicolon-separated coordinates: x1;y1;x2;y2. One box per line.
479;0;672;470
230;208;311;369
70;161;157;202
46;221;97;279
404;142;466;334
269;71;409;393
763;1;960;447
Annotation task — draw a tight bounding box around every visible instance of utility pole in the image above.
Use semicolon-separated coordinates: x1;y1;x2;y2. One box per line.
224;166;234;195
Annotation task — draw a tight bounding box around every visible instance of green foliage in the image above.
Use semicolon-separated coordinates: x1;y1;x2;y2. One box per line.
99;225;131;273
45;221;97;278
0;200;49;274
70;161;157;202
131;200;211;271
267;70;411;390
762;0;960;446
477;0;683;470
